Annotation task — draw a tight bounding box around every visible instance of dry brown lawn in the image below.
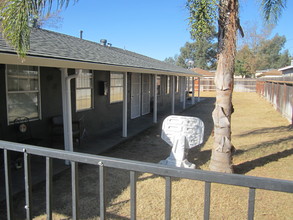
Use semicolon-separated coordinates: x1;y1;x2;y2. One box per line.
1;92;292;220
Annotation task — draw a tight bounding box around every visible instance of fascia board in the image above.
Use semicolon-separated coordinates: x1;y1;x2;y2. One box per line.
0;52;200;77
278;66;293;71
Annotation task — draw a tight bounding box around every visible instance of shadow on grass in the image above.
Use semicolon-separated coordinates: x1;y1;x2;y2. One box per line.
234;148;293;174
235;125;292;137
188;149;211;168
106;213;131;220
234;135;293;155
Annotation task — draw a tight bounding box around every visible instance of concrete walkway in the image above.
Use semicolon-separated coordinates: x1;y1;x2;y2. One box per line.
0;99;200;202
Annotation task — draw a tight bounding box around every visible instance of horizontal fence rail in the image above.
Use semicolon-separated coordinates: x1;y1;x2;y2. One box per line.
199;78;256;92
1;140;293;220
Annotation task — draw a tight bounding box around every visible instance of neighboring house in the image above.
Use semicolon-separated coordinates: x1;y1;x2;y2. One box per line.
191;68;214;78
279;60;293;75
191;68;215;92
255;69;282;78
256;60;293;77
0;28;200;152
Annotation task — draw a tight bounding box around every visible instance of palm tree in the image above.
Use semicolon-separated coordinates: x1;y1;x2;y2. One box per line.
187;0;287;173
0;0;77;58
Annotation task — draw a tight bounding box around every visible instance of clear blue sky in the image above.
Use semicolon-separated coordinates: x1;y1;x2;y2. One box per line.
45;0;293;61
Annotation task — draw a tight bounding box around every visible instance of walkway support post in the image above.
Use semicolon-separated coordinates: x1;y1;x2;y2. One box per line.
198;77;201;102
153;74;158;123
61;68;70;152
122;72;128;137
183;77;186;109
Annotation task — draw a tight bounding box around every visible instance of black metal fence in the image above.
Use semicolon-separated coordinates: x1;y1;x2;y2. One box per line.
256;74;293;124
1;140;293;220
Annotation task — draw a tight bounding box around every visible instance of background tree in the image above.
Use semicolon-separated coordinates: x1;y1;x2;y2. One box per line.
164;0;217;69
237;22;275;52
164;54;179;65
164;31;217;69
256;34;290;69
235;45;255;78
187;0;287;173
235;34;291;77
176;36;217;70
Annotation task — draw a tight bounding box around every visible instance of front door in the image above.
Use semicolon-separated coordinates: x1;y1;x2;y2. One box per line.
141;74;151;115
131;73;141;119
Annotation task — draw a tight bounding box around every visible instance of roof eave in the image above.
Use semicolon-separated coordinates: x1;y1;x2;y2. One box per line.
0;52;200;77
278;66;293;71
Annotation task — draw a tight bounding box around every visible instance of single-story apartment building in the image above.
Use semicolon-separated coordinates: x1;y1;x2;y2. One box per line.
0;28;200;153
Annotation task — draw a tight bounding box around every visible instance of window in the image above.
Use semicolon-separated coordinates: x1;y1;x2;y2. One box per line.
76;69;93;111
175;76;179;92
166;76;171;94
156;75;161;95
6;65;40;124
110;72;124;103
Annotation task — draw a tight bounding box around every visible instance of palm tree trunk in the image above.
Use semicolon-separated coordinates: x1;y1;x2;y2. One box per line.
209;0;238;173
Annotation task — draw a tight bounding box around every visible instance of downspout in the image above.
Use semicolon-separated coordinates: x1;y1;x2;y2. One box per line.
61;68;80;153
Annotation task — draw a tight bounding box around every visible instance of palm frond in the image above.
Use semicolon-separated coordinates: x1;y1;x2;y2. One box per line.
0;0;78;58
261;0;287;23
186;0;218;40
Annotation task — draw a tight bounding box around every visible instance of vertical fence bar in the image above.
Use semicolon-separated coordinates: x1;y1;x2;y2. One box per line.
4;149;13;220
165;176;172;220
204;181;211;220
24;151;32;220
192;77;195;104
283;84;287;119
99;162;106;220
130;171;137;220
248;188;256;220
71;161;79;220
270;82;273;103
46;157;53;220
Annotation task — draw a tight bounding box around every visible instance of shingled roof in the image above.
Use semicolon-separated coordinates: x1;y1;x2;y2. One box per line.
191;67;214;77
0;28;199;76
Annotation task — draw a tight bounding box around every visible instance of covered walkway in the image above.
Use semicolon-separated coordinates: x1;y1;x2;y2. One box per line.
0;98;200;201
